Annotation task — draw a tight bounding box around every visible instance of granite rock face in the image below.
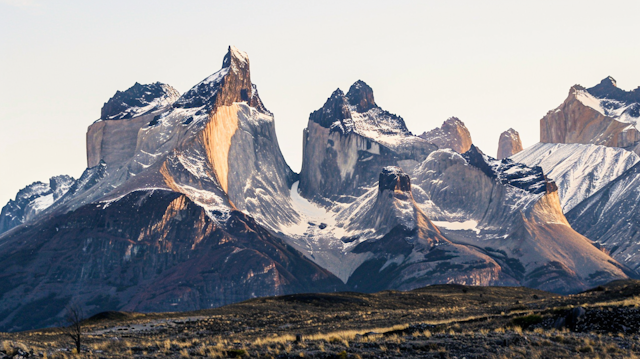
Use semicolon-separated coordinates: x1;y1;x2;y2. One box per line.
540;77;640;153
497;128;523;159
419;117;472;153
88;82;180;167
299;81;436;202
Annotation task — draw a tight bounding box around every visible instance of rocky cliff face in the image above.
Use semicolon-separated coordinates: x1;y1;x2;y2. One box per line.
419;117;473;153
0;175;74;235
540;77;640;153
410;145;629;293
299;81;436;202
87;82;180;167
497;128;523;159
512;143;639;212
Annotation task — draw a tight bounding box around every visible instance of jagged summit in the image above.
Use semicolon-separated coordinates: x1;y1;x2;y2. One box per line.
309;81;410;138
174;45;255;111
100;82;180;121
346;80;377;112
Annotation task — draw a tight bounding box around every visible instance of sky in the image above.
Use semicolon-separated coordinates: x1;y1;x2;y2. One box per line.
1;0;640;205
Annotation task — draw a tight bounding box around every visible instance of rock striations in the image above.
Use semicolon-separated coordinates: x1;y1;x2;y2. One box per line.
497;128;523;159
419;117;473;153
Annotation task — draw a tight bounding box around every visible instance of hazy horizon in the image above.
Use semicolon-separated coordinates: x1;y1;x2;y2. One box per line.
2;0;640;205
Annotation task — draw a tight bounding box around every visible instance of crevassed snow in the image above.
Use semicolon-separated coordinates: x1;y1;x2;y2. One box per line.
511;142;640;212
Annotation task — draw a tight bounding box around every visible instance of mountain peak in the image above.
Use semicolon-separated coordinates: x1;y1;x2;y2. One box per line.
346;80;377;112
174;45;254;111
222;45;249;69
497;128;523;159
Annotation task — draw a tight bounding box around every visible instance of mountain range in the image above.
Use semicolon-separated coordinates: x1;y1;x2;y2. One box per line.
1;46;640;331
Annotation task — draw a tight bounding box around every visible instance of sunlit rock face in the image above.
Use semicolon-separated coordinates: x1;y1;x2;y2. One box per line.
540;77;640;153
419;117;473;154
497;128;523;159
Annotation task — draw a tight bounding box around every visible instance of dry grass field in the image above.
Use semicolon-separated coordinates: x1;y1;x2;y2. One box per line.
3;281;640;358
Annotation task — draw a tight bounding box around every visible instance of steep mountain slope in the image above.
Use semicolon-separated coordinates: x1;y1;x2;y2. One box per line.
410;146;629;293
299;81;436;202
540;77;640;153
0;175;74;235
0;190;343;332
511;143;639;212
567;162;640;272
419;117;472;153
497;128;523;159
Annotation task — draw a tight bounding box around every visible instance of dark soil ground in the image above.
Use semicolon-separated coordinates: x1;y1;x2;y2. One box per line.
3;280;640;358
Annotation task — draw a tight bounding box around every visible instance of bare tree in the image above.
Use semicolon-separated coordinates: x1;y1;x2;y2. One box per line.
64;303;84;354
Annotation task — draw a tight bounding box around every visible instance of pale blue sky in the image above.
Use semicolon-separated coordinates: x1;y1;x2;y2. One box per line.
2;0;640;205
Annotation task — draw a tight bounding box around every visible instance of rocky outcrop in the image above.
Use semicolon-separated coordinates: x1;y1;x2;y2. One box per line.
0;175;74;235
540;77;640;152
299;81;436;202
419;117;472;153
497;128;523;159
410;146;629;293
512;143;639;212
